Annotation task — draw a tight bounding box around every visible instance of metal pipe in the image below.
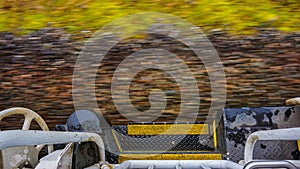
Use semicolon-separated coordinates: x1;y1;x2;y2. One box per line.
285;97;300;106
244;127;300;163
243;160;298;169
114;160;242;169
0;130;105;161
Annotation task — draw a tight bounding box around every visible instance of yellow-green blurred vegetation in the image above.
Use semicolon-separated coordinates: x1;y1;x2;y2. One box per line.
0;0;299;34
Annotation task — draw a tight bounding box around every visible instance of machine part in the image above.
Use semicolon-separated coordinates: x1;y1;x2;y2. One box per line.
56;109;118;165
0;107;53;169
58;143;75;169
0;107;49;131
84;164;101;169
35;143;74;169
84;162;113;169
114;160;242;169
64;109;114;167
66;110;103;134
0;130;106;162
244;127;300;163
72;142;100;169
1;146;38;168
223;106;300;162
243;160;300;169
55;124;68;131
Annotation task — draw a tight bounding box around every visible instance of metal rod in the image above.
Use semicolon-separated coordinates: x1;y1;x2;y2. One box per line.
0;130;105;161
243;160;298;169
114;160;242;169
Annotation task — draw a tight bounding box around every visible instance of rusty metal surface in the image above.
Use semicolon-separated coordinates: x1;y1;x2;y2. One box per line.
223;106;300;162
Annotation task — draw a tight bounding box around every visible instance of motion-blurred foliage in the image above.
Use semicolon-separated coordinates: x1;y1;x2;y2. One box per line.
0;0;299;34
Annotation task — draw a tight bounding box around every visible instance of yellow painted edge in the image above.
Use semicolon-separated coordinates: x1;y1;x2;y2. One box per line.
112;130;123;152
213;120;217;148
128;124;209;135
118;153;222;163
297;140;300;151
120;150;214;153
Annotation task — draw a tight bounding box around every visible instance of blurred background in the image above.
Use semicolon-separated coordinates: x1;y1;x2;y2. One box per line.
0;0;299;129
0;0;299;34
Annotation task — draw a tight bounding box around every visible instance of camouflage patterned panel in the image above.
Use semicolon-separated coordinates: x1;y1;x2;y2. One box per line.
222;106;300;162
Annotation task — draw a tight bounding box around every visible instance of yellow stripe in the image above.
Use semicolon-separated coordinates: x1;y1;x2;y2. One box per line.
297;140;300;151
213;120;217;148
120;150;213;153
118;153;222;163
112;130;123;152
128;124;209;135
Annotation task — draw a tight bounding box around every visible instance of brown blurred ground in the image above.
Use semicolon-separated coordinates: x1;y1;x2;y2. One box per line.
0;28;299;129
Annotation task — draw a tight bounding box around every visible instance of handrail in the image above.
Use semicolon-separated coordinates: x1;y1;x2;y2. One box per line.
243;160;299;169
0;130;105;161
244;127;300;163
114;160;242;169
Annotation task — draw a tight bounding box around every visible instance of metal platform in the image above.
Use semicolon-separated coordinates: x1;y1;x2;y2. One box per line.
103;122;226;163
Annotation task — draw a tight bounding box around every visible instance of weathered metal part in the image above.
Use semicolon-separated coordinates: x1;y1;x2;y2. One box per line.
244;127;300;163
35;143;74;169
0;107;49;131
113;160;242;169
222;106;300;162
35;150;64;169
0;108;53;152
72;142;101;169
0;130;106;162
84;164;101;169
1;146;39;169
58;143;74;169
286;97;300;106
66;110;103;134
243;160;300;169
84;162;113;169
0;107;54;168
